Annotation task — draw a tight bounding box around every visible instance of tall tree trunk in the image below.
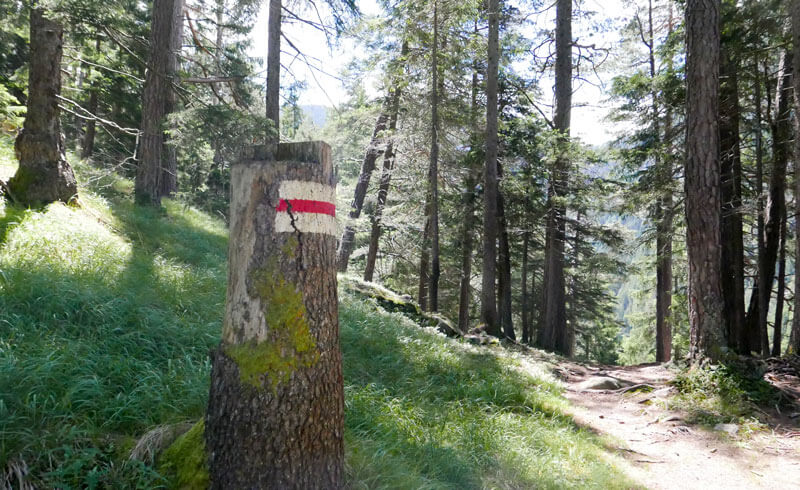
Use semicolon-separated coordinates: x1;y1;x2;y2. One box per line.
418;201;431;310
521;231;531;344
649;0;673;362
265;0;281;138
685;0;726;361
497;176;515;340
539;0;571;355
206;142;343;488
747;57;766;354
773;215;787;356
791;0;800;355
160;0;182;198
363;40;407;282
427;0;441;311
80;38;101;160
747;52;792;357
719;43;746;353
135;0;183;206
336;111;389;272
457;49;481;333
481;0;500;334
9;9;78;205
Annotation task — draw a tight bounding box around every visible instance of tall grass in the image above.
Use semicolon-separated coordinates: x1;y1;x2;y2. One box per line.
0;147;632;488
0;159;226;487
341;293;632;489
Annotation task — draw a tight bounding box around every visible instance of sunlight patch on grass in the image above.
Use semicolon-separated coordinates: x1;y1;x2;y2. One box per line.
340;292;634;489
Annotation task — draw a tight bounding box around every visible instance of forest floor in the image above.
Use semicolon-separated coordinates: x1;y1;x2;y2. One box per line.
555;362;800;489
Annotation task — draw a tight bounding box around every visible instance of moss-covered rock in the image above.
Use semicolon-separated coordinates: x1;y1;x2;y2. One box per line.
340;276;460;337
158;421;209;490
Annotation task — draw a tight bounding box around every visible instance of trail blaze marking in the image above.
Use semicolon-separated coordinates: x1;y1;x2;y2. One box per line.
275;180;337;236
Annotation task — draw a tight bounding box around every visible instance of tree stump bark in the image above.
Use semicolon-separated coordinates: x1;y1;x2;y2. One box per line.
10;9;77;205
206;142;343;489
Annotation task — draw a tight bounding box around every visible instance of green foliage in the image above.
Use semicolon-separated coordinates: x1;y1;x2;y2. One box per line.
0;84;24;131
158;421;209;490
671;362;780;428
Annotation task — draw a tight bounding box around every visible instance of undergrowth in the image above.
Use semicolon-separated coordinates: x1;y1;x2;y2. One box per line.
670;362;780;431
0;145;633;488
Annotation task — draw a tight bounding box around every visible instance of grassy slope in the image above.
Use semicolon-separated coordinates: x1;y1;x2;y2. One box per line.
0;141;632;488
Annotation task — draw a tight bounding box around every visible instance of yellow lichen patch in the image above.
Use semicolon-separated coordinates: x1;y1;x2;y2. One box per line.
158;421;209;490
225;264;319;389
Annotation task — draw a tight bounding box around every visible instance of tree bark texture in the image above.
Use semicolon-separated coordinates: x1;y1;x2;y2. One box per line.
265;0;281;138
336;111;389;272
135;0;183;205
481;0;500;334
772;215;787;356
9;9;78;205
719;45;746;353
539;0;571;355
685;0;726;361
791;0;800;355
206;142;343;489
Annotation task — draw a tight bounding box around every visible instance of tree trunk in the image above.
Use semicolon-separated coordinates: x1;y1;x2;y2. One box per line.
496;160;514;340
206;142;343;489
772;215;787;356
363;41;406;282
160;0;182;198
650;0;673;362
719;44;746;353
685;0;726;361
9;9;78;206
135;0;183;206
521;231;531;344
497;178;515;340
539;0;571;355
481;0;500;334
427;0;441;312
457;54;480;333
265;0;281;139
336;111;389;272
747;52;791;357
747;56;766;355
791;0;800;355
80;38;101;160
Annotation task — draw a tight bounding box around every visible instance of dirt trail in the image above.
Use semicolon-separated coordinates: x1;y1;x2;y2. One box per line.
557;363;800;490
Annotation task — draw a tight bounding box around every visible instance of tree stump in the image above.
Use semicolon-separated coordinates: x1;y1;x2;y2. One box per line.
206;142;343;489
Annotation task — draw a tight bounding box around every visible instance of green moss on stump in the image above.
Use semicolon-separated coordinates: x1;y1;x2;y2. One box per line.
158;421;209;490
225;265;319;389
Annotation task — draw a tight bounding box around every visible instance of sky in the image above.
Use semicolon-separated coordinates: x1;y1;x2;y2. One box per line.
251;0;634;146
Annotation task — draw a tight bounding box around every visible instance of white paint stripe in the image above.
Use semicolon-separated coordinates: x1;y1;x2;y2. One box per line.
275;211;338;236
279;180;335;203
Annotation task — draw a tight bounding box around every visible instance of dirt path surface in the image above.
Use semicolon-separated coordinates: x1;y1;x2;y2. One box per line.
557;363;800;490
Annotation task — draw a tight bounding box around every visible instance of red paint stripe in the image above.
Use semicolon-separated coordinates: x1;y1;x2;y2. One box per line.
276;199;336;216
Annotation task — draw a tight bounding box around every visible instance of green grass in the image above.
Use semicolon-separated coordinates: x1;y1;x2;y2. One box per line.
670;361;783;432
0;145;633;488
341;294;632;489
